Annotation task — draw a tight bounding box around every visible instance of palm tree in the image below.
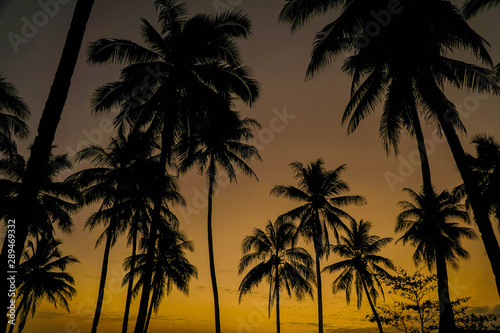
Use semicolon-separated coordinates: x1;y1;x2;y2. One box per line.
238;219;315;333
463;0;500;18
0;74;29;156
177;107;261;332
87;2;259;330
270;159;365;333
0;150;81;237
278;0;500;298
395;187;477;333
124;221;196;333
10;236;78;333
1;1;94;327
323;219;395;333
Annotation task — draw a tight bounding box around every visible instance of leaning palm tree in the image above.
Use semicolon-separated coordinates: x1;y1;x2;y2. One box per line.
463;0;500;18
0;74;29;156
279;0;500;299
11;236;78;333
177;106;261;332
87;2;259;330
323;219;395;333
271;159;365;333
396;187;477;333
124;221;197;333
0;150;81;237
1;2;94;326
238;219;315;333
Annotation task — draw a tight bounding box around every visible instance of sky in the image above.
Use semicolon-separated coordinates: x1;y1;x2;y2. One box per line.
1;0;500;332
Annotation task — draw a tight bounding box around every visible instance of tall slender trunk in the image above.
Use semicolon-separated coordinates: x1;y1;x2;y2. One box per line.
207;157;221;333
91;229;114;333
275;260;280;333
0;1;94;329
144;296;154;333
314;248;323;333
410;107;433;196
435;248;456;333
134;116;174;333
362;279;384;333
122;228;137;333
438;117;500;297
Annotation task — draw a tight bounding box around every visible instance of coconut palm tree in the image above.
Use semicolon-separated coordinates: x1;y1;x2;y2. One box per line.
270;159;365;333
87;2;259;330
0;150;81;237
396;187;477;333
124;221;196;333
278;0;500;298
177;106;261;332
463;0;500;18
1;1;94;327
10;236;78;333
323;219;395;333
238;218;315;333
0;74;29;156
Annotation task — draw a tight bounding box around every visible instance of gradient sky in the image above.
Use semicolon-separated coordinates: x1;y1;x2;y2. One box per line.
1;1;500;332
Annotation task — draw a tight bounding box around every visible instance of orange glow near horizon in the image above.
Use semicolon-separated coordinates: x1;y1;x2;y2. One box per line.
1;1;500;333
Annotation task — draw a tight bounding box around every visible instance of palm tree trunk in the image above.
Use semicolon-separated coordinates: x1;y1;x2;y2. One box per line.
362;279;384;333
207;157;221;333
435;248;456;333
410;108;433;195
438;117;500;297
0;1;95;329
122;228;137;333
134;115;174;333
314;248;324;333
91;229;113;333
275;260;280;333
144;296;154;333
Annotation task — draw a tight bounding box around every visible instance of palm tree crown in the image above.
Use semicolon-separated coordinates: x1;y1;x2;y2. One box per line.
323;219;394;333
238;218;315;332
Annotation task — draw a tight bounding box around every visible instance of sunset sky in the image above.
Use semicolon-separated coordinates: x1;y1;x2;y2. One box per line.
1;1;500;332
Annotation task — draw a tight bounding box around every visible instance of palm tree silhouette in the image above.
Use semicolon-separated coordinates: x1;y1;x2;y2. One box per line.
177;107;261;332
238;218;315;333
124;221;196;333
67;132;184;333
87;1;259;330
463;0;500;18
271;159;365;333
0;74;29;156
0;2;95;327
278;0;500;298
11;236;78;333
0;150;81;237
323;219;395;333
396;188;477;332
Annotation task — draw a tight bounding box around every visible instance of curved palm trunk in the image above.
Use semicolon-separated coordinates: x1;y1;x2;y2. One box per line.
361;279;384;333
144;296;154;333
275;260;280;333
207;157;221;333
438;116;500;297
134;111;176;333
314;247;324;333
0;1;95;329
91;229;114;333
410;107;433;196
122;228;137;333
434;248;456;333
